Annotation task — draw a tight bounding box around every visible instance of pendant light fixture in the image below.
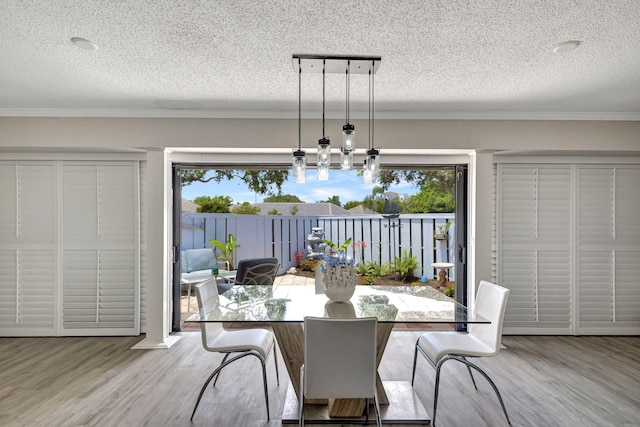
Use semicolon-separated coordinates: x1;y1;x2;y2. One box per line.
292;58;306;183
317;60;330;181
364;61;379;184
291;54;381;184
340;60;355;170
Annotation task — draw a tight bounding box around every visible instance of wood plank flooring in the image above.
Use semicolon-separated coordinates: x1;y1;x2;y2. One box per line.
1;332;639;426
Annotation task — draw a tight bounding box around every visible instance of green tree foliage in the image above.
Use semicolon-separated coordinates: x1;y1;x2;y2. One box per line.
403;180;455;213
317;195;341;207
267;209;280;215
263;194;304;203
230;202;260;215
343;201;362;210
181;169;289;196
289;205;299;215
193;195;232;213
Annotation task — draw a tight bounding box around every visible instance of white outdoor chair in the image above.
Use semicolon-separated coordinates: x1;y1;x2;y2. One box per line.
299;317;381;427
411;280;511;426
190;281;279;421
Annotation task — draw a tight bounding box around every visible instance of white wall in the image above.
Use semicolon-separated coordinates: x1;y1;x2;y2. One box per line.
2;117;639;343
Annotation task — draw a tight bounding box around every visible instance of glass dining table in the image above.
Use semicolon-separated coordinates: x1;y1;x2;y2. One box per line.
185;281;489;425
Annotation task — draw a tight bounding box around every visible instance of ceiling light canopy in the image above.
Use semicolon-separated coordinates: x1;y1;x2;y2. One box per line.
553;40;581;53
71;37;98;51
292;54;381;184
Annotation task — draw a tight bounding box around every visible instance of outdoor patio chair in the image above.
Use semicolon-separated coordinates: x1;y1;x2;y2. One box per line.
299;317;381;427
411;280;512;426
190;281;279;422
233;257;280;286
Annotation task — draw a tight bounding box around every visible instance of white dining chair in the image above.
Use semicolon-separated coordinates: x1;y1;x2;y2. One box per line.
190;280;279;421
299;316;381;427
411;280;512;426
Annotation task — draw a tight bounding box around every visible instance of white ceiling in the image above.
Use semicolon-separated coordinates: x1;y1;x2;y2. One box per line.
1;0;640;120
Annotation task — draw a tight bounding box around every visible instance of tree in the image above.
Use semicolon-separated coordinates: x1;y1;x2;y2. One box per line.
193;195;232;213
267;209;281;215
343;201;362;210
289;205;299;215
230;202;260;215
181;169;289;196
317;195;341;207
377;169;455;199
263;194;304;203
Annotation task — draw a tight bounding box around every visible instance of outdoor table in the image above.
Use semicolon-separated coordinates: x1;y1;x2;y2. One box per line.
185;281;489;425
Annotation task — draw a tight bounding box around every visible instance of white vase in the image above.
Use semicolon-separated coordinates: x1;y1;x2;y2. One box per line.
321;263;357;302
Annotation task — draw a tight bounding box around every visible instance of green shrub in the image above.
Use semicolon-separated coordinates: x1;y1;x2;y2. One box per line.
299;258;321;272
367;261;391;277
359;274;376;286
392;249;419;282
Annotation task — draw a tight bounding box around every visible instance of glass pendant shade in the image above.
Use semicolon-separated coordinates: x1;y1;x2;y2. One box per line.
317;164;329;181
293;150;306;183
363;148;379;184
317;138;330;181
340;146;353;170
342;123;356;151
317;138;331;166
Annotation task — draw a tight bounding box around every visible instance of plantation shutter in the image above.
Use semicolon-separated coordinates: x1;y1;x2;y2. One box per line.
62;162;139;335
0;162;57;336
577;166;640;334
498;165;572;334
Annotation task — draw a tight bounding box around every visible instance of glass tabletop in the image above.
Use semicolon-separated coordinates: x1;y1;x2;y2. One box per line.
185;284;489;324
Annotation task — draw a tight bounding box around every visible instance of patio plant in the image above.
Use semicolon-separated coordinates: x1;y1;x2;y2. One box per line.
434;221;451;240
393;249;419;282
209;233;236;270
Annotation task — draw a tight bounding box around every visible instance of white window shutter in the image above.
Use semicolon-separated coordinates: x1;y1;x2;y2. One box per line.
0;163;57;336
499;165;572;334
62;163;139;335
578;166;640;334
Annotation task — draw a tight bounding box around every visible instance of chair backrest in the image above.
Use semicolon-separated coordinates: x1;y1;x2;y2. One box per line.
235;257;279;285
468;280;510;356
194;281;224;349
303;317;377;399
242;262;280;286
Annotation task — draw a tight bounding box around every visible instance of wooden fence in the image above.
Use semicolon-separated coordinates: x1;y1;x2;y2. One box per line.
181;213;455;280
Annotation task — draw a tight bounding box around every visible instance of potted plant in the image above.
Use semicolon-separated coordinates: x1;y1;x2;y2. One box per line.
209;233;237;270
434;221;451;240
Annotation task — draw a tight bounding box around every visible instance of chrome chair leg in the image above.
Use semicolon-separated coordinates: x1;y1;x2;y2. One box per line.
433;355;512;426
298;367;305;427
411;338;420;386
212;353;231;387
272;341;280;386
259;356;270;420
461;356;478;390
191;351;268;421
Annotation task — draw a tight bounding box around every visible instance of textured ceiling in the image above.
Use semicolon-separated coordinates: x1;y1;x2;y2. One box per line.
1;0;640;119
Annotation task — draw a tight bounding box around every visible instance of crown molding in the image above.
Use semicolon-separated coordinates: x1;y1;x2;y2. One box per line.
1;108;639;121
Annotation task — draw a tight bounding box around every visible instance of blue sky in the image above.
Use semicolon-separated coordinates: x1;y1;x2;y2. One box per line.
181;169;418;205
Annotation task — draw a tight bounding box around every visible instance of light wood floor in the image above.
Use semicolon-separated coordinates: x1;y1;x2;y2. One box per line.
1;332;639;427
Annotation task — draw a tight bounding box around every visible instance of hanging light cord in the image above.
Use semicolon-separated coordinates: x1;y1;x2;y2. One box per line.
371;60;375;149
322;60;326;137
298;59;302;151
346;61;350;124
368;68;372;150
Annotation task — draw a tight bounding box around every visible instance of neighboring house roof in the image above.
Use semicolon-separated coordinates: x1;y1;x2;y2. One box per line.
348;204;378;215
254;203;352;216
182;198;199;213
